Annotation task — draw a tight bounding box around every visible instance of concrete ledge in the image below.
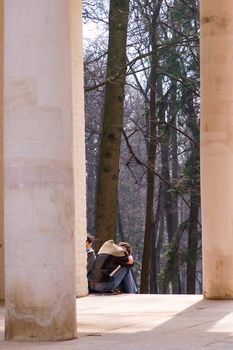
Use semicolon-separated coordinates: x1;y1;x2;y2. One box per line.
1;295;233;349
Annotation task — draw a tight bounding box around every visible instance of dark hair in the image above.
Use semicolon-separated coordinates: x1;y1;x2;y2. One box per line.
118;241;132;255
86;234;94;244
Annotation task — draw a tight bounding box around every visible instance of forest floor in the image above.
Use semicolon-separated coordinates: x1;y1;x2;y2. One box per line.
1;294;233;349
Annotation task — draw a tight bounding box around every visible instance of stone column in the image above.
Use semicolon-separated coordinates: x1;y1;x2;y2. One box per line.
70;0;88;298
201;0;233;299
4;0;81;340
0;0;3;301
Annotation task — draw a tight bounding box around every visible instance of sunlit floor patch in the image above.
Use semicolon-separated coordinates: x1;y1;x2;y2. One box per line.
208;313;233;334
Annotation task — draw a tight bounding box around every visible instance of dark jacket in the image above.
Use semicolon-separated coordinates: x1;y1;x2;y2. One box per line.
86;248;96;278
90;240;129;283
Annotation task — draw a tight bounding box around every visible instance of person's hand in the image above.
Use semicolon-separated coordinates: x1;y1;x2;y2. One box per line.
127;255;134;265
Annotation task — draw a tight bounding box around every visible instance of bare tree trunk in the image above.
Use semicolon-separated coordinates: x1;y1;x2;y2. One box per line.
140;0;163;294
94;0;129;251
157;82;180;293
150;182;164;294
150;220;158;294
186;190;199;293
140;62;157;293
150;188;160;294
168;85;180;293
186;92;200;294
157;185;165;293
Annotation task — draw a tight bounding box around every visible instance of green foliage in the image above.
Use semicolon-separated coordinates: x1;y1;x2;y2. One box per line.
159;233;180;292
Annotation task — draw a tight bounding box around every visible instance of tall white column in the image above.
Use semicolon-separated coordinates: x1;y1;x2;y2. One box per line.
4;0;80;340
0;0;3;301
201;0;233;299
70;0;88;298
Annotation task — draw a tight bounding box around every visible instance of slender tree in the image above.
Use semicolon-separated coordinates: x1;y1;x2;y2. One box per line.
140;0;163;294
185;90;200;293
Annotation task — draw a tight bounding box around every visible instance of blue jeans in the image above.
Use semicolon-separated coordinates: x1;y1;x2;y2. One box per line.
91;266;138;293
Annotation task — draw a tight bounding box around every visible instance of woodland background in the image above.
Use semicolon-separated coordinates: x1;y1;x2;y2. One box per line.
83;0;200;294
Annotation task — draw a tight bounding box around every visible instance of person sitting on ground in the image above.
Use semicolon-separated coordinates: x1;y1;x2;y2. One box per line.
89;239;138;294
86;234;96;281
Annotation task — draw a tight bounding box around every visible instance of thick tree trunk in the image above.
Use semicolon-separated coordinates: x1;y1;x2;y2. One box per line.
94;0;129;251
